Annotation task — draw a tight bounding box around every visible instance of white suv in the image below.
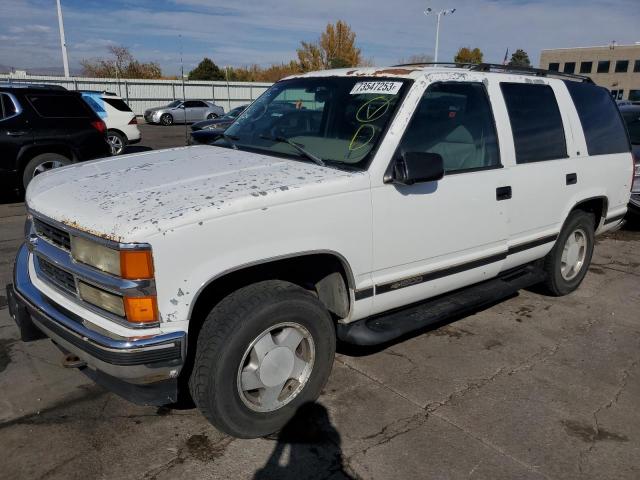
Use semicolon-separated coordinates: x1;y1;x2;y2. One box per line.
81;91;141;155
8;64;633;439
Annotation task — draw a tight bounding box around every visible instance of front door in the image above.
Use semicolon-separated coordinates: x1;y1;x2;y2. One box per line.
370;81;509;315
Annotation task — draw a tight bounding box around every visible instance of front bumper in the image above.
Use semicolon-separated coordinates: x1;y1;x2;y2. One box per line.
8;243;186;405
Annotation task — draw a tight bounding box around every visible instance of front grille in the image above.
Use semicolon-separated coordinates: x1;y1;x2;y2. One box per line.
38;257;77;295
34;218;71;250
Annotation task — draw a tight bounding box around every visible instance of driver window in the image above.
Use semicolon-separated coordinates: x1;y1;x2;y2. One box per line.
398;82;500;173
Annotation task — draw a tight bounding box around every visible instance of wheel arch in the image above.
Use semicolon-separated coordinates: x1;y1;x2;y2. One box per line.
569;195;608;229
17;144;76;172
107;128;128;141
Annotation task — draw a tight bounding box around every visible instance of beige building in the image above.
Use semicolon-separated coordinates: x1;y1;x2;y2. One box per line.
539;43;640;101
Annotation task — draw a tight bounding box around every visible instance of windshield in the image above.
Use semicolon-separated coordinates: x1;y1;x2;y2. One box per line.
223;77;410;169
167;100;182;108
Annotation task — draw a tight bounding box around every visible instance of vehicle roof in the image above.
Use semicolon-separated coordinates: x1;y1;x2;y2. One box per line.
0;85;77;94
285;63;592;85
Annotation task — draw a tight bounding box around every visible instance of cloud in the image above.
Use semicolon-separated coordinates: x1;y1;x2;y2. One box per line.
0;0;638;74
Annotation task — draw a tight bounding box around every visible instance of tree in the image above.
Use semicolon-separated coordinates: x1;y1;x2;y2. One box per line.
396;53;434;64
508;49;531;68
296;20;363;71
453;47;484;64
80;45;161;79
189;58;224;80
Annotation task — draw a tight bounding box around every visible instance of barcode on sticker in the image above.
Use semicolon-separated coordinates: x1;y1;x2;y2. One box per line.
350;82;402;95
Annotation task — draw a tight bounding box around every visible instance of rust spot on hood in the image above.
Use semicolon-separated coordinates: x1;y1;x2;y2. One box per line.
61;218;125;243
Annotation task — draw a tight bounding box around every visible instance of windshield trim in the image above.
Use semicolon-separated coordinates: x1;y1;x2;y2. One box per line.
223;76;414;171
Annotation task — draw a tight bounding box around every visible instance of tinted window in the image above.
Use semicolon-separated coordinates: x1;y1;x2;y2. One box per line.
82;96;105;113
103;97;132;112
621;109;640;145
397;82;500;173
564;62;576;74
184;100;206;108
564;81;630;155
580;61;592;74
630;90;640;101
635;60;640;73
548;63;559;72
597;61;610;73
615;60;629;73
0;93;18;119
28;94;92;118
500;83;567;163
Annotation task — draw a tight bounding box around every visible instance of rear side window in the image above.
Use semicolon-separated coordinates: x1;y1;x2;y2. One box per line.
621;110;640;145
103;97;133;112
27;94;92;118
500;83;567;163
564;81;630;155
397;82;500;173
0;93;18;119
83;96;106;113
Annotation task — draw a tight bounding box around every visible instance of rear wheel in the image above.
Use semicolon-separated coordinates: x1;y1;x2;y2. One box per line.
206;113;218;120
542;210;595;296
22;153;71;189
107;130;127;155
189;280;335;438
160;113;173;126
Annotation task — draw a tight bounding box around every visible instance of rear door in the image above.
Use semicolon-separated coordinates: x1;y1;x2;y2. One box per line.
184;100;207;122
493;81;578;270
0;92;33;173
370;81;509;315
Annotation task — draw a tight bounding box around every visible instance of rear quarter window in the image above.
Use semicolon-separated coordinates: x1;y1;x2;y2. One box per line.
27;94;93;118
103;97;133;112
500;82;567;163
563;81;630;155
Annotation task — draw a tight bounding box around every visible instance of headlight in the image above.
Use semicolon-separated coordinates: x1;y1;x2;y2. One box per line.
78;281;125;317
203;124;219;130
71;236;154;279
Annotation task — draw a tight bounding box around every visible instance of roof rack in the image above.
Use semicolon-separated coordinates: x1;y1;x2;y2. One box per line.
390;62;593;83
0;82;67;90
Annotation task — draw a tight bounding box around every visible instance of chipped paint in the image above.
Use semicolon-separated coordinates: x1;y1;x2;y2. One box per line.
26;146;359;243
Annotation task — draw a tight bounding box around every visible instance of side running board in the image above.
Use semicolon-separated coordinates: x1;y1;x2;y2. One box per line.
337;265;546;346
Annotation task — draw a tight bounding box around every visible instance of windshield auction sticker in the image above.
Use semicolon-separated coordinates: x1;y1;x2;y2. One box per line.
350;81;403;95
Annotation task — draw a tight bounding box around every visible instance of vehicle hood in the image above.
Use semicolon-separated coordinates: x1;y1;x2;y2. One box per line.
26;146;361;242
145;106;170;113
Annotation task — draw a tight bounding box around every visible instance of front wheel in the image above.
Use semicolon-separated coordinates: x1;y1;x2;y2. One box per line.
160;113;173;126
189;280;335;438
542;210;595;296
206;113;218;120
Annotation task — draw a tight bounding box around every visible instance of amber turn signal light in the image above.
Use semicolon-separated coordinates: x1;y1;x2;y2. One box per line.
124;296;158;323
120;250;154;280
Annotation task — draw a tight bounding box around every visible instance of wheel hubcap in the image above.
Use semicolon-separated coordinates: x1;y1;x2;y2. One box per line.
237;322;315;412
107;135;123;155
33;161;64;177
561;228;587;280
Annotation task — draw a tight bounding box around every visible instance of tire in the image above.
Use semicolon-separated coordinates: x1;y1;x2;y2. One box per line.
542;210;595;296
189;280;335;438
206;113;218;120
107;130;127;156
160;113;174;126
22;153;71;189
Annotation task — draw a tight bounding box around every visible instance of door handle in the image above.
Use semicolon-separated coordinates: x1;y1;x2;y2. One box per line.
6;131;28;136
496;186;512;201
566;173;577;185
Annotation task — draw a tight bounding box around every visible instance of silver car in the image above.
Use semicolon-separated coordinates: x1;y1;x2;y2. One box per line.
144;100;225;126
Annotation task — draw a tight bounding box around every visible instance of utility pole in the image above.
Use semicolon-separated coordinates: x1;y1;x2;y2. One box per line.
56;0;70;77
424;6;456;63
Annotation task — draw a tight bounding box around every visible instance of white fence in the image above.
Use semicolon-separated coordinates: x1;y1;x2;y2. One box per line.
0;74;273;115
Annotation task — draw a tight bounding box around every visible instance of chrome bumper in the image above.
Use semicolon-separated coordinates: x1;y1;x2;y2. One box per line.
10;243;186;403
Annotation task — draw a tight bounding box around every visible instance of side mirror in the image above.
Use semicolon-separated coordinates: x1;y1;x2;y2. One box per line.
392;152;444;185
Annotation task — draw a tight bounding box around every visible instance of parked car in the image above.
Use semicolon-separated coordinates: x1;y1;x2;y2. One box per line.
0;84;109;191
8;64;633;439
620;104;640;214
81;91;141;155
191;105;248;131
190;126;225;145
144;100;224;125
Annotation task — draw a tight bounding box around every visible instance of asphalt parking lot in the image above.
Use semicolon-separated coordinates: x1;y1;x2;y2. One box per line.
0;125;639;479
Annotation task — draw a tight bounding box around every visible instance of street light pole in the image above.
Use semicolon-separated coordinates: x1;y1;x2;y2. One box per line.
55;0;70;77
425;7;456;63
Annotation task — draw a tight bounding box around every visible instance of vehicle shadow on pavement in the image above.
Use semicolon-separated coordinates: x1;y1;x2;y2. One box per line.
253;402;354;480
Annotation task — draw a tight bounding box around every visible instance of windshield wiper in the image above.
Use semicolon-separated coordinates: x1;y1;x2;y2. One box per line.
259;135;326;167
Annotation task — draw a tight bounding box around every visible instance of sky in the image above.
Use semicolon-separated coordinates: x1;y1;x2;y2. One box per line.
0;0;639;76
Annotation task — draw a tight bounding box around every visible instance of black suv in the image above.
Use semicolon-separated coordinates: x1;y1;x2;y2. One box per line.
0;84;110;191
